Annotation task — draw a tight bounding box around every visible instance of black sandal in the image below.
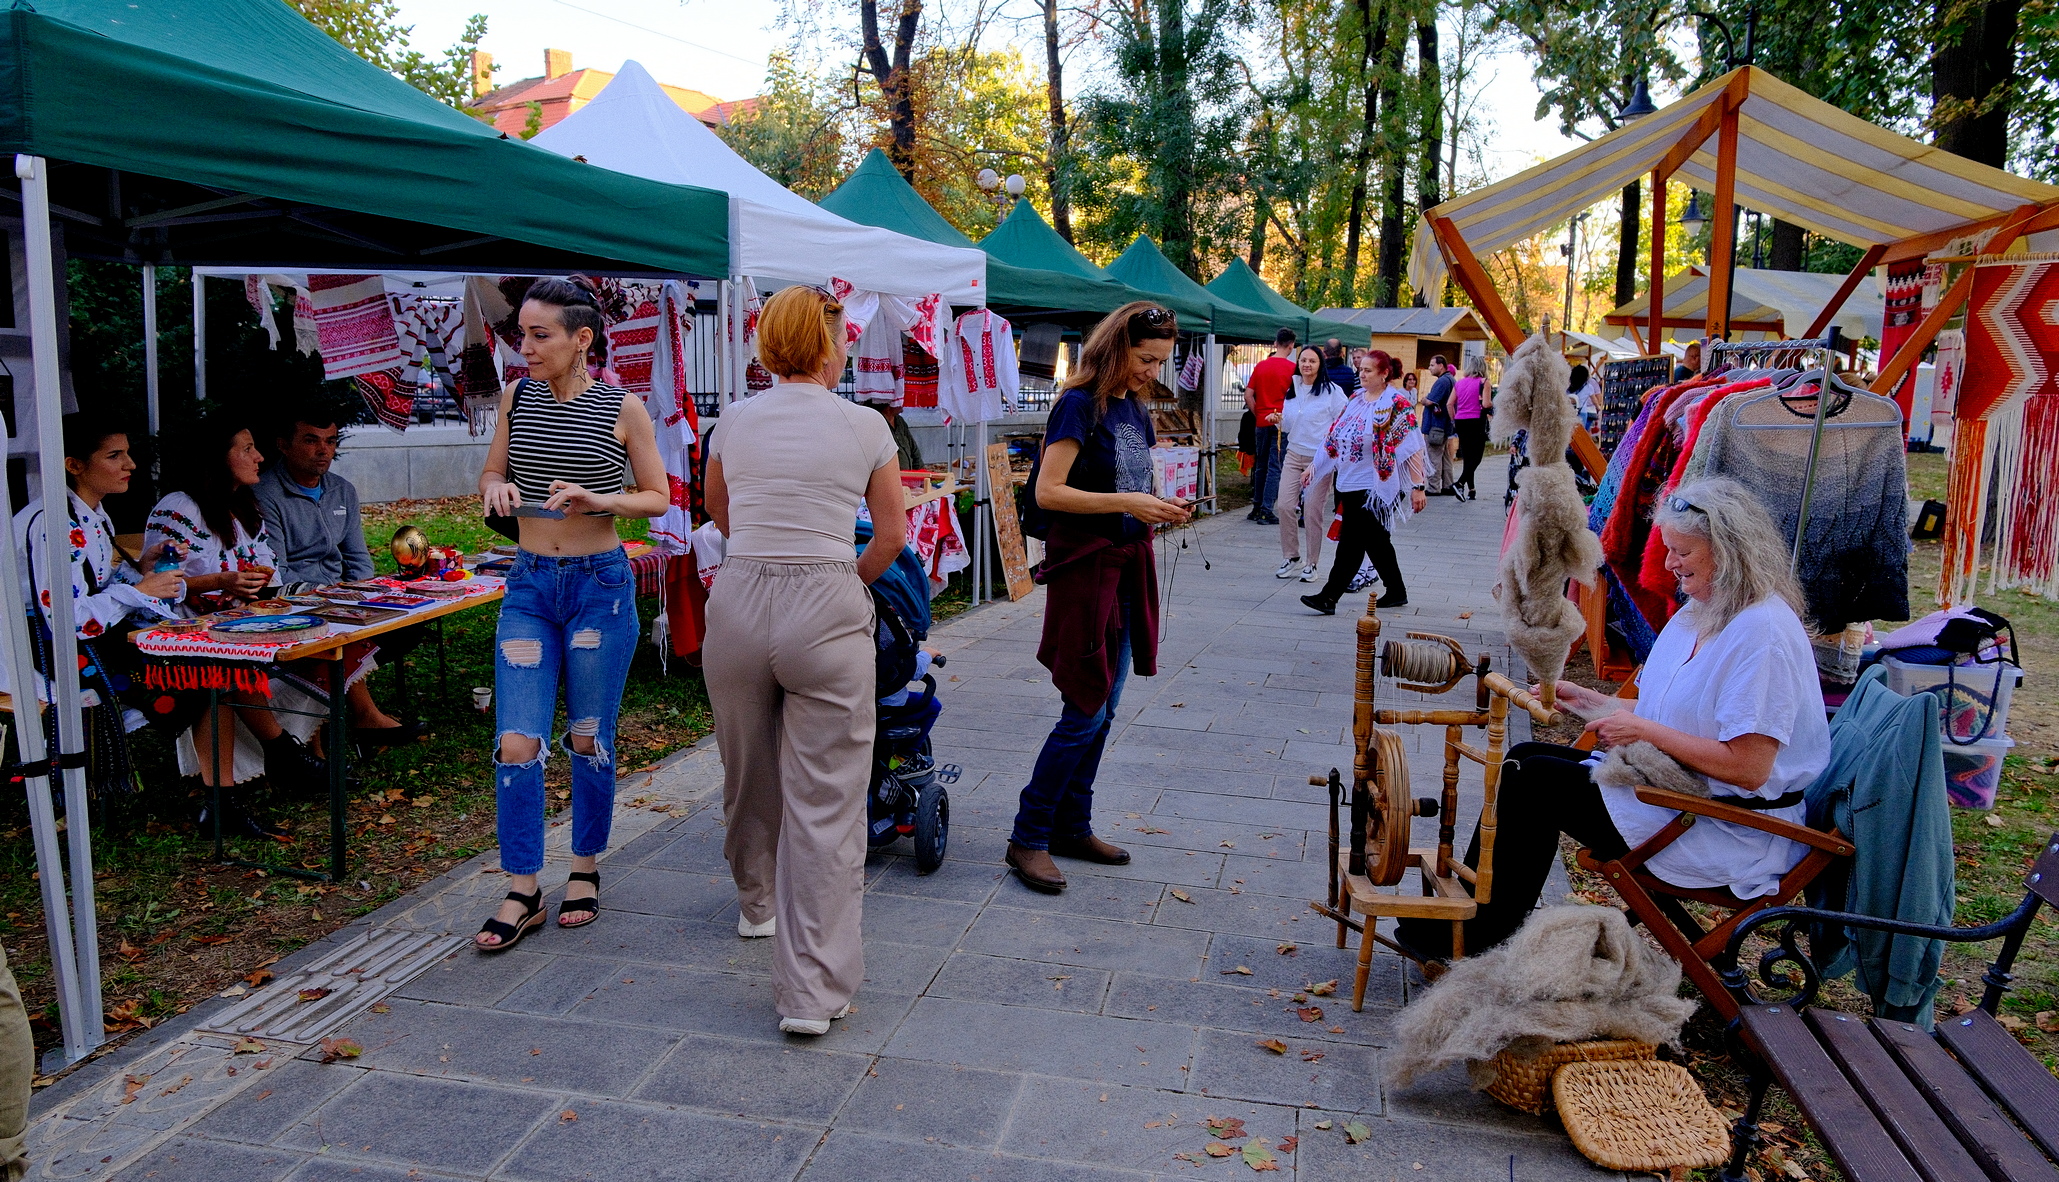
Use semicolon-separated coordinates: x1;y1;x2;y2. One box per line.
475;888;544;952
557;871;601;929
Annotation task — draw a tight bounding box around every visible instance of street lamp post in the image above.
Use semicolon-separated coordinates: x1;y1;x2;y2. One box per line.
977;167;1026;217
1560;212;1589;337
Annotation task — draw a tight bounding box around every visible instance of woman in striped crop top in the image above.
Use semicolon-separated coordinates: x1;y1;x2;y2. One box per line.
474;277;669;954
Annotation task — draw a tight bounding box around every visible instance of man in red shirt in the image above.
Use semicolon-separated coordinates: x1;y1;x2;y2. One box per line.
1244;328;1297;525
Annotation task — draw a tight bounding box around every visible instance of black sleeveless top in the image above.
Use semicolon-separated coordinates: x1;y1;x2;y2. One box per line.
506;378;629;515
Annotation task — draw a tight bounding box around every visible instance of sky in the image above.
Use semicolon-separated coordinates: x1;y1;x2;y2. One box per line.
394;0;1588;183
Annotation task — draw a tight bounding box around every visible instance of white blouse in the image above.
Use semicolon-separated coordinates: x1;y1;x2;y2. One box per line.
1600;596;1832;897
12;491;176;639
145;491;277;615
1280;380;1349;458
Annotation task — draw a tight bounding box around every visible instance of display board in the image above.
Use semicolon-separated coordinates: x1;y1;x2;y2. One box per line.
1598;355;1670;457
985;441;1036;601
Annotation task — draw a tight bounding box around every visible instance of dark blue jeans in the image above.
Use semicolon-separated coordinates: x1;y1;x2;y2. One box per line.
1251;426;1282;517
1010;622;1132;850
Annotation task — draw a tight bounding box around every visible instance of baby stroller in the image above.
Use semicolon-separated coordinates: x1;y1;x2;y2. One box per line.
859;520;949;873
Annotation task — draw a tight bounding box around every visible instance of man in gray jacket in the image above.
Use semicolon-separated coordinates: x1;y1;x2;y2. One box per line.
256;409;423;746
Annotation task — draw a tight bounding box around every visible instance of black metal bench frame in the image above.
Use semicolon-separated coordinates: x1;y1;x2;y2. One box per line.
1710;832;2059;1182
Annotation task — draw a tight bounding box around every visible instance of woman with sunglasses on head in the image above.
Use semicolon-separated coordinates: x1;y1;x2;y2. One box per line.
702;285;908;1036
1395;478;1831;961
1299;349;1425;614
1006;303;1191;895
473;277;670;954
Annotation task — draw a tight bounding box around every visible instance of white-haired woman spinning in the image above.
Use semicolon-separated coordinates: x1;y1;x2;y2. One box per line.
1398;477;1832;958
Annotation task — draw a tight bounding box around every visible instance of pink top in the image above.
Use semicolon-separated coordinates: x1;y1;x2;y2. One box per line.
1451;375;1486;420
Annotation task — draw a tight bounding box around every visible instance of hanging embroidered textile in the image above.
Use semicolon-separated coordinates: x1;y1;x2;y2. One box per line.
1951;253;2059;601
1879;259;1926;425
244;276;281;350
901;335;939;408
940;309;1019;424
352;368;418;432
308;274;406;379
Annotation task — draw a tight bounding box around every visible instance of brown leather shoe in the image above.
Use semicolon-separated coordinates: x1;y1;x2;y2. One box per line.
1049;833;1132;865
1006;843;1067;893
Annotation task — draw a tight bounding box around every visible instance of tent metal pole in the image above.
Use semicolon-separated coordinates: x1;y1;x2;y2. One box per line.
14;154;103;1066
715;279;730;406
1202;335;1220;515
192;271;206;402
143;264;161;438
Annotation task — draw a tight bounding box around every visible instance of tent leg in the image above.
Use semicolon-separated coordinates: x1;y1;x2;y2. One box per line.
715;279;730;406
143;264;160;439
193;271;206;402
1202;335;1220;515
14;154;103;1066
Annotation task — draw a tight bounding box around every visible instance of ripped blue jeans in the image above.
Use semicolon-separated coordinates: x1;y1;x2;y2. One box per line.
493;548;639;875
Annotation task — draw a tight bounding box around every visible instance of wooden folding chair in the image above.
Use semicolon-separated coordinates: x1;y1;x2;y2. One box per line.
1575;793;1854;1021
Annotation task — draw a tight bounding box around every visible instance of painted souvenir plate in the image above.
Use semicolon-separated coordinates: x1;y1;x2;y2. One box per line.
206;614;329;645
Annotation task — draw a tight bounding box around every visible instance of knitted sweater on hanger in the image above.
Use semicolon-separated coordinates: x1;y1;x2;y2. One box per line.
1601;378;1722;628
1636;378;1773;602
1699;387;1911;631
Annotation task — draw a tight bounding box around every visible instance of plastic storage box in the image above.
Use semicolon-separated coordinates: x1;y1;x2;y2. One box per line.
1941;734;2014;810
1880;652;2020;744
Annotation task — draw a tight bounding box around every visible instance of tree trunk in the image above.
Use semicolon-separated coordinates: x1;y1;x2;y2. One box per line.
1412;16;1442;308
1767;219;1806;270
1931;0;2019;168
1342;0;1386;306
1042;0;1073;242
1373;6;1406;308
860;0;924;180
1614;179;1640;307
1156;0;1199;274
1248;200;1269;273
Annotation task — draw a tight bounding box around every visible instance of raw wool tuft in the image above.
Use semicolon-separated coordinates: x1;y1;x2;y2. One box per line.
1385;906;1698;1090
1491;331;1601;691
1593;740;1708;798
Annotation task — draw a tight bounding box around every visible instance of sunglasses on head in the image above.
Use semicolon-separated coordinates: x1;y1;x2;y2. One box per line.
802;284;846;315
1667;495;1705;514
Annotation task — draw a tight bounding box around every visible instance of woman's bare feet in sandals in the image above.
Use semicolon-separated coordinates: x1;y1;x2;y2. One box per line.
476;875;543;950
557;855;600;927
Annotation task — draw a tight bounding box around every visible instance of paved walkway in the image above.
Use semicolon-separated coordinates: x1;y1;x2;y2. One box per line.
27;460;1620;1181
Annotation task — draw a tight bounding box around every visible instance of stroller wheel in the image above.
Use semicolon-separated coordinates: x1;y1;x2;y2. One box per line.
913;778;949;875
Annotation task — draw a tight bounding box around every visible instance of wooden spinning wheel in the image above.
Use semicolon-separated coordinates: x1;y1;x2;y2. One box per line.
1364;728;1414;886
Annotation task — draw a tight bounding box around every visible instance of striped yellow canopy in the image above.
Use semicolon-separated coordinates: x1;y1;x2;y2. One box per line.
1410;66;2059;301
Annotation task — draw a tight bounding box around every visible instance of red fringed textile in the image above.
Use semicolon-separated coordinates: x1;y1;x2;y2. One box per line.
663;553;707;660
353;367;417;431
143;662;270;695
1951;254;2059;600
1879;259;1927;427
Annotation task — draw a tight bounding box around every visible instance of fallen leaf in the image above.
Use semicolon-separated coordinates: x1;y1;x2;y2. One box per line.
243;967;275;988
297;988;331;1003
1984;812;2005;828
369;1003;392;1015
1343;1122;1373;1144
1205;1116;1247;1138
1457;610;1473;620
1169;702;1185;708
1307;980;1338;996
1279;1136;1298;1154
1997;1014;2028;1032
217;985;247;998
191;935;232;946
560;1109;579;1123
1220;966;1254;976
1173;1151;1210;1165
117;939;144;960
156;1074;194;1098
1296;1006;1324;1023
1145;1120;1164;1129
1170;889;1194;903
317;1038;361;1064
378;814;397;826
104;1000;150;1033
232;1037;266;1055
1255;1038;1290;1054
412;795;436;807
1204;1142;1234;1158
1219;840;1237;849
1243;1139;1280;1171
1276;942;1298;956
2036;1011;2059;1033
120;1074;150;1104
1313;1120;1333;1130
1300;1050;1326;1062
1138;826;1171;835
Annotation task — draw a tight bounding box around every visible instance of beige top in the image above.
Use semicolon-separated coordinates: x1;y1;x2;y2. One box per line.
710;382;898;563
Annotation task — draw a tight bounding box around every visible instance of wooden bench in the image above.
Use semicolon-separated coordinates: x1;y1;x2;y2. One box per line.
1709;832;2059;1181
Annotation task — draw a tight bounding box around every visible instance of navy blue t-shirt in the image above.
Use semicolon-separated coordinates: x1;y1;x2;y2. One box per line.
1044;388;1157;541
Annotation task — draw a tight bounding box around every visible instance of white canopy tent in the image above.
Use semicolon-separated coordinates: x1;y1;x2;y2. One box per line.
1603;266;1886;342
532;62;986;305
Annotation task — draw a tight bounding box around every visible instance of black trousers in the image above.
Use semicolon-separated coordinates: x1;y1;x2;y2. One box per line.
1318;488;1406;601
1394;742;1628;959
1453;417;1489;492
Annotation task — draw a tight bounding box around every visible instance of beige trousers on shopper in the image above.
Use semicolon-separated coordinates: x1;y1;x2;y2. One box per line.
1;943;31;1182
1275;449;1333;569
704;558;876;1021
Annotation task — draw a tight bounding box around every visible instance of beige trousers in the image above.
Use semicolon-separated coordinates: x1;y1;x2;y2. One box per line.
704;558;876;1021
1276;449;1333;569
0;943;30;1182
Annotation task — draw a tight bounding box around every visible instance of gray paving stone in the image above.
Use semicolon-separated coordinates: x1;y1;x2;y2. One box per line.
986;869;1164;921
932;726;1048;753
1102;973;1384;1046
882;998;1196;1089
115;1136;311;1181
1090;812;1304;858
867;854;1007;904
852;938;954;997
1155;885;1324;943
834;1057;1024;1150
1205;933;1407;1011
340;997;677;1097
496;954;626;1016
286;1157;482;1181
1294;1110;1623;1180
928;952;1112;1013
187;1058;363;1146
498;1098;817;1182
636;828;731;874
1150;788;1326;833
1215;851;1330;898
602;865;738;921
393;947;548;1006
998;1075;1299;1177
551;910;775;973
960;908;1208;978
1383;1062;1583;1137
276;1071;556;1173
799;1129;1150;1181
860;892;981;948
567;963;913;1053
1186;1026;1382;1110
599;817;691;868
631;1031;871;1121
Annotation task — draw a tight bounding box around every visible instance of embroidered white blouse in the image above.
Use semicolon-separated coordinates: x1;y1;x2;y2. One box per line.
12;491;176;639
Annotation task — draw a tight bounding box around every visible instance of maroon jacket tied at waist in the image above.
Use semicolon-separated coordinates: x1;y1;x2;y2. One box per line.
1034;518;1159;715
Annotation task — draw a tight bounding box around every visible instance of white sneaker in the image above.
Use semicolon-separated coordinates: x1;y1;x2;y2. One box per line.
779;1003;851;1036
1300;565;1319;582
1275;559;1300;578
738;913;776;938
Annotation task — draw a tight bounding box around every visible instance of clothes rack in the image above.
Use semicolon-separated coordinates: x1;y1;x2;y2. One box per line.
1707;332;1846;575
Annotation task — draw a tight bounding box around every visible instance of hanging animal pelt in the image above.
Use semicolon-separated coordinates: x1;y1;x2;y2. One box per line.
1491;331;1602;694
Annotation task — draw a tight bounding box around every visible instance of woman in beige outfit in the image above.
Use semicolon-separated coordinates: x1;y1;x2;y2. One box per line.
703;286;908;1036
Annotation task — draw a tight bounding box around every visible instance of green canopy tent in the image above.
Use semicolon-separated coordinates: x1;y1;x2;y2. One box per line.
1104;236;1281;343
1205;258;1370;348
981;201;1216;327
0;0;735;1067
820;151;1144;318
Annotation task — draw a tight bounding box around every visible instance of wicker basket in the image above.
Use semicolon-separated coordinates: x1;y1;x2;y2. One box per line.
1479;1038;1655;1115
1554;1060;1731;1173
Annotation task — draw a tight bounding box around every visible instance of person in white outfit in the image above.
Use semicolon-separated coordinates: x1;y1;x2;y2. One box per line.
1274;346;1348;582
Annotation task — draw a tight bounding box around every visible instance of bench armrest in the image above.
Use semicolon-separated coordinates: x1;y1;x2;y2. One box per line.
1632;787;1854;856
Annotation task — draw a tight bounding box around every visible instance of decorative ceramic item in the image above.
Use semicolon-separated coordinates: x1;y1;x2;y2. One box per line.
206;614;328;645
391;525;430;579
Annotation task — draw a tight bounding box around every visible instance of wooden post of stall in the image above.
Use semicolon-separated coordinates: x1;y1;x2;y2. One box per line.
1648;171;1668;356
1704;105;1740;341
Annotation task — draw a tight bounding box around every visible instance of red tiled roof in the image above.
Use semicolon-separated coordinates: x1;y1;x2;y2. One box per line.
470;67;740;135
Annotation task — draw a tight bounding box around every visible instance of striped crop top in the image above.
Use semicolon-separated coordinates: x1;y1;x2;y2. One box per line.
505;378;629;515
